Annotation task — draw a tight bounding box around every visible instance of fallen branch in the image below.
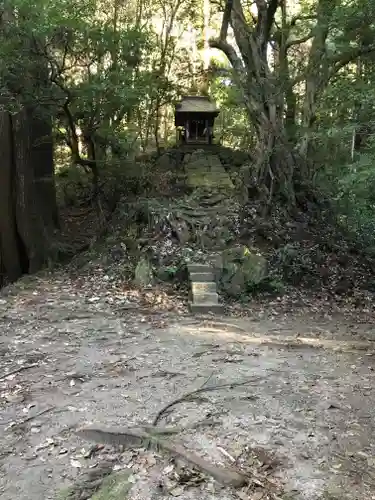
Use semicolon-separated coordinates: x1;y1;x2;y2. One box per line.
0;363;39;381
77;426;248;488
152;377;260;426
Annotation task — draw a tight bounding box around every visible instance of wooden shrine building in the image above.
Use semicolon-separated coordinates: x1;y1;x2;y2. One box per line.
175;95;220;145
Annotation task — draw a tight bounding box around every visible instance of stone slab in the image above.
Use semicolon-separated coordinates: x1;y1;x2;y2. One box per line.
189;302;224;314
192;291;219;304
191;281;217;294
187;263;213;274
189;272;215;282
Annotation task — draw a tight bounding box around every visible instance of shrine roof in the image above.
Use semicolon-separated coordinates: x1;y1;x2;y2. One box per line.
175;95;219;114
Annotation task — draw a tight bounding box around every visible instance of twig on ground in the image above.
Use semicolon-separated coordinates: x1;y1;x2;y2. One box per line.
152;377;261;426
0;363;39;381
18;407;55;426
200;371;215;388
217;446;236;463
141;418;222;436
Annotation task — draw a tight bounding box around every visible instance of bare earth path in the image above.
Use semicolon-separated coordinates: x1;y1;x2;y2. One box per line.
1;272;375;500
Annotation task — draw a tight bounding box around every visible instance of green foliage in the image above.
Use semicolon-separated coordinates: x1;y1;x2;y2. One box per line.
0;0;157;160
330;153;375;249
210;70;253;150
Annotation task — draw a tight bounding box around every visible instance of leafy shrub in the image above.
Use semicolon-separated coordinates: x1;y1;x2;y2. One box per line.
333;153;375;251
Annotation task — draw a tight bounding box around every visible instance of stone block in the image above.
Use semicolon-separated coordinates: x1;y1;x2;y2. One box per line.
189;302;224;314
192;291;219;304
187;263;212;274
189;272;215;282
191;281;217;294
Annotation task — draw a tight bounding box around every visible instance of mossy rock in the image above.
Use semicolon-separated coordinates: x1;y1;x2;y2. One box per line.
56;485;76;500
91;472;133;500
216;245;268;297
134;257;153;287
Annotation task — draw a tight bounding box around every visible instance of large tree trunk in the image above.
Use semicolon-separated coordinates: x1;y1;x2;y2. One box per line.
32;112;59;229
0;111;23;282
0;107;55;283
0;4;58;285
210;0;298;205
12;109;49;274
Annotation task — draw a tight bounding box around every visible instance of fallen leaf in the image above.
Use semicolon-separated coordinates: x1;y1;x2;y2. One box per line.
251;491;265;500
36;438;55;451
170;486;184;496
70;459;82;468
206;482;215;493
327;403;341;410
163;464;175;475
22;403;35;414
235;491;250;500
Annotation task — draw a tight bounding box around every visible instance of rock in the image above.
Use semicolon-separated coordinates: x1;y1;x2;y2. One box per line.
216;245;267;297
217;146;250;167
156;266;176;282
134;257;153;287
155;153;175;171
110;245;126;262
169;218;190;244
183;153;192;164
91;471;133;500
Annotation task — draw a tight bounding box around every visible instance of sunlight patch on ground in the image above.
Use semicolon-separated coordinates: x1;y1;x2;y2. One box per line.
176;324;375;353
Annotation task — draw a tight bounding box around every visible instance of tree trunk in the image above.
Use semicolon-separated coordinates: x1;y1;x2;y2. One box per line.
31;112;59;229
210;0;298;205
0;6;59;285
12;109;48;274
0;111;23;281
298;1;332;166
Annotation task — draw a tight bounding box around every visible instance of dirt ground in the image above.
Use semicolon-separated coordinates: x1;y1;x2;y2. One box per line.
1;272;375;500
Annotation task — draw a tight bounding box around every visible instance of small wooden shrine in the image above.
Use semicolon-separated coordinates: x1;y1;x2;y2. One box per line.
175;95;219;145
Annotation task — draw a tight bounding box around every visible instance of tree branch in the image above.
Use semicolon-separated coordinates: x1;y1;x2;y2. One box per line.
286;31;314;48
265;0;279;41
330;44;375;76
62;99;96;168
220;0;233;40
209;38;244;73
290;14;317;26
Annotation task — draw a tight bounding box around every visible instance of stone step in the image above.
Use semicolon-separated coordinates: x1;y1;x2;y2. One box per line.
191;281;217;295
187;261;222;315
187;263;212;274
189;271;215;282
189;302;224;314
192;291;219;304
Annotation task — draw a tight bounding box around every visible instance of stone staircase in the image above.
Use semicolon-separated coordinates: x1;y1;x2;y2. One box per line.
177;148;240;315
187;263;224;314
